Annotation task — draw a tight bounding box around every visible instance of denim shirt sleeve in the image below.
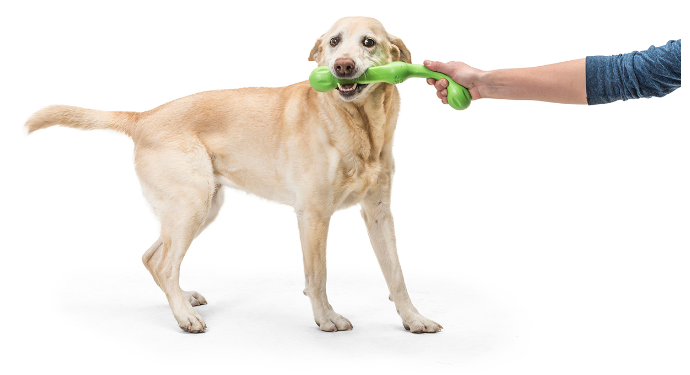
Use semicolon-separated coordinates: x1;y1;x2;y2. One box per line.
586;40;681;105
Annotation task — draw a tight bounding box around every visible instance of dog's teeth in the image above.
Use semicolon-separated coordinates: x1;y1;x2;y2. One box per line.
337;82;357;92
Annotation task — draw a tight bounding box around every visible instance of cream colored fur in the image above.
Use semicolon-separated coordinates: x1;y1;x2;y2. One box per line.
25;17;441;334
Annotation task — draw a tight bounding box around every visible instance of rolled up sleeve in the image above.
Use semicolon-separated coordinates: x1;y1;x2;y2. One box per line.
586;39;681;105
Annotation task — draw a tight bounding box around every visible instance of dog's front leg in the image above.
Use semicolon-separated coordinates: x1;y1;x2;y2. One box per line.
361;179;443;333
296;209;353;332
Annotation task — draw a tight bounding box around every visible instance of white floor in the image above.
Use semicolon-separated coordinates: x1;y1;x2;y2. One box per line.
6;189;689;374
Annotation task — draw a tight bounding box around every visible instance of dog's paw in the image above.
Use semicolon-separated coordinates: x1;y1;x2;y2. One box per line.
183;290;207;306
315;311;353;332
399;309;442;333
175;309;207;333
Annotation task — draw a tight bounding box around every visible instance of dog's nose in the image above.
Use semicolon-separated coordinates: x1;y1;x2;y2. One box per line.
334;58;355;76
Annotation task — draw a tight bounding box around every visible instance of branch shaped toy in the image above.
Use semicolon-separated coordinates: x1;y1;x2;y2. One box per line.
309;61;471;110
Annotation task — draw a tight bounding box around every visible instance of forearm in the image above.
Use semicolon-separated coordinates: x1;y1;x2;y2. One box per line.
478;59;587;104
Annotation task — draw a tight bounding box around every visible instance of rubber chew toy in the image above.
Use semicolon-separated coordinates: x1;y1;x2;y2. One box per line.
309;61;471;110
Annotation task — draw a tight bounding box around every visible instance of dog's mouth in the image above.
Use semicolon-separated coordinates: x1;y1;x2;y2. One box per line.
336;82;369;98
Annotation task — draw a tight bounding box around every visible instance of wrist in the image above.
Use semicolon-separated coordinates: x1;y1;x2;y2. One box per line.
477;68;521;100
472;69;495;100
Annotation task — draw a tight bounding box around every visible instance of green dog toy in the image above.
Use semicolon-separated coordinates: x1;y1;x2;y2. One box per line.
309;61;471;110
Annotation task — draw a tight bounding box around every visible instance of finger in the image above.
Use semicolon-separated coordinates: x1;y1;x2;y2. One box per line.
442;97;448;105
427;78;436;85
424;60;455;76
436;90;444;99
434;79;448;91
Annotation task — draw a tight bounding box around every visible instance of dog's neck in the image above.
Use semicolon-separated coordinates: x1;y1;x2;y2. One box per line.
327;83;398;163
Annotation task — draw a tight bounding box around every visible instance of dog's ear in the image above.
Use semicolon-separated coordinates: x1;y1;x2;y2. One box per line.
387;34;411;64
308;35;324;62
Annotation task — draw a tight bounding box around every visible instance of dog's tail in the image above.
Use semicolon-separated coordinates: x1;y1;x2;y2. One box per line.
25;105;140;137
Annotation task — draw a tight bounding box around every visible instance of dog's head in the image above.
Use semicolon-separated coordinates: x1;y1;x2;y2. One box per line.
309;17;411;102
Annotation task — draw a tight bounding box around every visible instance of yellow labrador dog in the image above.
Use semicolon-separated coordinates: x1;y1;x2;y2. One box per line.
25;17;442;334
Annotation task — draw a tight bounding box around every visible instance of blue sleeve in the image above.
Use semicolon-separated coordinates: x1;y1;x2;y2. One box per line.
586;39;681;105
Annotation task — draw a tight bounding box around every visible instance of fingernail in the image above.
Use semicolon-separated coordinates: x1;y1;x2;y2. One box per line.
423;60;431;66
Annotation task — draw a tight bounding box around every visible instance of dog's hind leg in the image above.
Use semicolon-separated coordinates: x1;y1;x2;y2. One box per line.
136;143;216;333
142;184;224;307
143;239;207;306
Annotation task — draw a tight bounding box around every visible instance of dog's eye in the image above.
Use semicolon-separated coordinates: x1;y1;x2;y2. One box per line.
330;37;340;47
363;38;375;47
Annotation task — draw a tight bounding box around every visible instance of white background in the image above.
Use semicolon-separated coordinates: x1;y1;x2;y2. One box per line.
1;1;687;374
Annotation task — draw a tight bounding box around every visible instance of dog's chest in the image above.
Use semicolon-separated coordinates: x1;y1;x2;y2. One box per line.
333;155;384;208
327;111;392;209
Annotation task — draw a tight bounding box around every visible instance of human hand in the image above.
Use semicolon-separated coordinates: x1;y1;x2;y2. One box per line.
423;60;485;104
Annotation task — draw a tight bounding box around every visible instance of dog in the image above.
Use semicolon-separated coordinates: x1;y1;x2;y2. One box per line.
25;16;442;334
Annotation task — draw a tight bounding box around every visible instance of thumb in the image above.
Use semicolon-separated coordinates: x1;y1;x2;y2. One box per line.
423;60;454;76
